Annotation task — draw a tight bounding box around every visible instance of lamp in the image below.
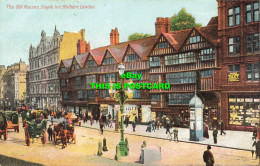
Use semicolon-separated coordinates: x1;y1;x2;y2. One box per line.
118;64;125;76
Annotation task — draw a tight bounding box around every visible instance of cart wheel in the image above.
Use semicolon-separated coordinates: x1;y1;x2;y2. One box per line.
4;130;8;141
41;129;47;144
25;131;30;146
74;134;76;144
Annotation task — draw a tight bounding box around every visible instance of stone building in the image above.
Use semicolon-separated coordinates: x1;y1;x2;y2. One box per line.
3;60;27;108
28;26;86;110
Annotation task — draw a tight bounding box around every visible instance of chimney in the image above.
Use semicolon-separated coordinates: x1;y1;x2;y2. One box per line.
110;28;119;45
155;17;171;36
77;40;91;55
86;42;91;52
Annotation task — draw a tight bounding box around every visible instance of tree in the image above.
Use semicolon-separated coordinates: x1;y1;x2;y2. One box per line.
128;33;152;41
171;8;202;31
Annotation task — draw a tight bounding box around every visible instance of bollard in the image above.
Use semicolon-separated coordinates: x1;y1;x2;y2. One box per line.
114;144;121;161
97;141;103;156
141;140;146;148
125;138;129;151
103;138;108;151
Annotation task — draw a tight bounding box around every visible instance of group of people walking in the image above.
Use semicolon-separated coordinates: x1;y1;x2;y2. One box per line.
203;120;226;144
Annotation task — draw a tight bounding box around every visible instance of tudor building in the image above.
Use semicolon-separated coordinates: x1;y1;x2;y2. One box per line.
58;0;259;131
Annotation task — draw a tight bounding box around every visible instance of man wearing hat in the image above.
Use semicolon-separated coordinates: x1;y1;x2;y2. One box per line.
203;145;215;166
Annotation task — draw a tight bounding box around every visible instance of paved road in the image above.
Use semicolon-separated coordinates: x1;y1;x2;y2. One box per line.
0;117;258;165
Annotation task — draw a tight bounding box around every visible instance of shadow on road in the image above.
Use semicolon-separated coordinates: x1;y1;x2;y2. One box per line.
0;154;43;166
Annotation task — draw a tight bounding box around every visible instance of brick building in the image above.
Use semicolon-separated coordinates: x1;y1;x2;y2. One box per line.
0;65;6;108
217;0;259;131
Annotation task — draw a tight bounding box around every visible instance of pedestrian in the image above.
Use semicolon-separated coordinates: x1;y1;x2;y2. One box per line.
51;115;54;126
252;139;257;159
151;120;156;132
166;122;170;134
220;120;226;135
256;139;260;160
47;125;53;141
108;113;112;122
173;127;178;142
253;126;258;140
146;121;152;132
90;115;93;126
204;123;209;139
203;145;215;166
132;116;136;132
100;121;104;135
125;115;129;128
83;113;86;123
213;128;218;144
109;118;113;128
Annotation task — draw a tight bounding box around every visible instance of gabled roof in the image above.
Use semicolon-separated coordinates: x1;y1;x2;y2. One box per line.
62;59;73;71
74;52;88;68
194;25;218;46
207;16;218;26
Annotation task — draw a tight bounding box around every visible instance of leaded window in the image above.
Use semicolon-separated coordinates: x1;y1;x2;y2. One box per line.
103;57;115;64
201;70;213;77
133;89;141;99
150;94;160;101
75;77;82;86
189;36;201;44
105;73;116;82
169;93;193;105
200;48;215;61
246;63;259;81
77;91;85;99
158;42;168;48
165;52;196;65
86;60;97;67
228;37;240;55
228;7;240;27
246;33;259;53
246;2;259;23
61;79;66;87
149;57;160;67
87;90;95;98
126;54;137;62
166;71;196;84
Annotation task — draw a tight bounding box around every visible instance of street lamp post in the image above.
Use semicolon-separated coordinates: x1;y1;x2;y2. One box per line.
109;64;133;157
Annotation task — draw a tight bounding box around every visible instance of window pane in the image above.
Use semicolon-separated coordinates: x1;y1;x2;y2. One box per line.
246;4;251;11
247;73;252;79
254;2;259;9
228;8;233;15
235;7;240;13
235;64;240;71
255;73;259;79
229;38;234;44
228;65;233;71
229;46;234;53
254;10;259;21
247;13;252;23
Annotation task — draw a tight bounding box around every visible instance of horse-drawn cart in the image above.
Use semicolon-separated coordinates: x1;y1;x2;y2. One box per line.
0;112;8;140
53;122;76;148
5;111;19;132
23;110;48;146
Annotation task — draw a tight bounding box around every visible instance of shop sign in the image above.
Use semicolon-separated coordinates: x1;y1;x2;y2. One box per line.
229;98;236;102
245;98;253;102
254;99;260;102
237;98;244;102
228;72;240;82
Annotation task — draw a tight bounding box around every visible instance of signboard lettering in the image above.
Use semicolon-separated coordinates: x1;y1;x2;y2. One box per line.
228;72;240;82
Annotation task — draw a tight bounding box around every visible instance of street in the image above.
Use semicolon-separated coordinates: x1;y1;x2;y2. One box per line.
0;118;258;165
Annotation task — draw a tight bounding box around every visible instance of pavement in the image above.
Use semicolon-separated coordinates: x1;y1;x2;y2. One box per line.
1;117;258;166
48;116;256;151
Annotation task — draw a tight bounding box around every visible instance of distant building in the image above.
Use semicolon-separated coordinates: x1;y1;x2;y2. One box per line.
0;65;6;108
3;59;27;108
28;26;87;110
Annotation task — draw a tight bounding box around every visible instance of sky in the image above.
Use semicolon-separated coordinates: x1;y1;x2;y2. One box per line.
0;0;218;67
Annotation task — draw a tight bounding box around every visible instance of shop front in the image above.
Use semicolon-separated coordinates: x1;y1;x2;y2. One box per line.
228;94;260;130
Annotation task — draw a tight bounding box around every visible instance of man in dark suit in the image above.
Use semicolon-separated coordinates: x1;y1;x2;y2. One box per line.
203;145;214;166
47;125;53;141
